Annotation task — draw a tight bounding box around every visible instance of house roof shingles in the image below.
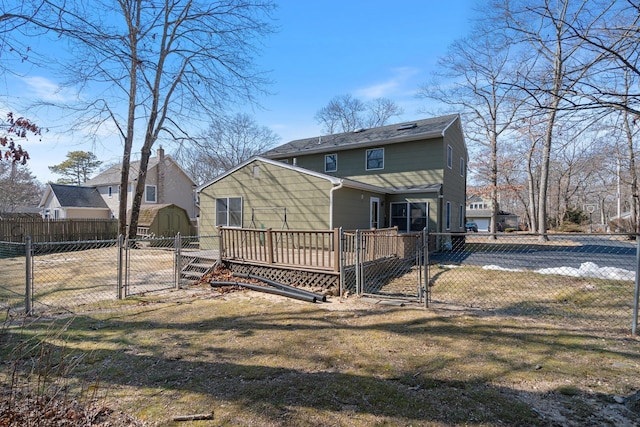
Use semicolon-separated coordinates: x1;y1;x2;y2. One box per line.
262;114;459;158
49;184;109;209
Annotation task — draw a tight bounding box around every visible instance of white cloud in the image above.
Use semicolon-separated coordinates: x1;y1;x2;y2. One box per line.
355;67;421;99
21;76;72;102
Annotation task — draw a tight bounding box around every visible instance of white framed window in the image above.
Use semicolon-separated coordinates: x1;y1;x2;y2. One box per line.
253;165;260;178
447;145;453;169
108;186;113;198
145;185;157;203
446;201;451;230
216;197;242;227
325;153;337;172
390;201;428;232
366;148;384;170
460;157;465;176
53;209;60;219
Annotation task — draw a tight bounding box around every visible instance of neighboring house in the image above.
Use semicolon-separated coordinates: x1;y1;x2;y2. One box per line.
39;183;111;219
40;147;198;222
198;114;468;235
84;146;197;220
466;193;518;231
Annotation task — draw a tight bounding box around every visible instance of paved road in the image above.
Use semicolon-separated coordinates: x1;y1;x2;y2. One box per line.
430;234;637;273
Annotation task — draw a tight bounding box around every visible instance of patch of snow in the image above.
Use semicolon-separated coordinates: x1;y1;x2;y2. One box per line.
536;262;635;281
483;265;524;272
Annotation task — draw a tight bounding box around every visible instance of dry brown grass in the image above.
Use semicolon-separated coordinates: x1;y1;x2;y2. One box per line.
2;285;639;426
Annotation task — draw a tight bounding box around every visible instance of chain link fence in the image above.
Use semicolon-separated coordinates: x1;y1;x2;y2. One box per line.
0;235;220;317
427;232;639;334
341;230;639;334
2;230;639;334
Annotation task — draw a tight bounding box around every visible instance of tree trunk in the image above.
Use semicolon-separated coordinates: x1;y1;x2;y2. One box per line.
117;0;141;237
623;109;639;235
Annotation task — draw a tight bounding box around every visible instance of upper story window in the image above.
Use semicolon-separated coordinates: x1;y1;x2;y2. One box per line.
366;148;384;170
447;145;453;169
460;157;465;176
325;154;337;172
145;185;157;203
468;202;488;210
108;186;113;198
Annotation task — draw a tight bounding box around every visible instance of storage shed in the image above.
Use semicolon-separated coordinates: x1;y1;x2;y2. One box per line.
134;204;193;237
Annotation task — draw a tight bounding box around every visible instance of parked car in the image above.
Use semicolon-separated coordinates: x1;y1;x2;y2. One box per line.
465;221;478;232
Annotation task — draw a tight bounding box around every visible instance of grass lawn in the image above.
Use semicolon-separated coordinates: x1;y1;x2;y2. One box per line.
2;285;639;426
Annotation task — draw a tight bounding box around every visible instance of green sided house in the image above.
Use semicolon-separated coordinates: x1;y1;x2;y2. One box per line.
197;114;468;236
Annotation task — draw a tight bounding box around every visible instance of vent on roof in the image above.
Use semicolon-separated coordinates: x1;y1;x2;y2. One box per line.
397;123;417;130
353;128;366;133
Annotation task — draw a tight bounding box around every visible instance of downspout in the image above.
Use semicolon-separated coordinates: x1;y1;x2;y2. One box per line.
329;180;344;230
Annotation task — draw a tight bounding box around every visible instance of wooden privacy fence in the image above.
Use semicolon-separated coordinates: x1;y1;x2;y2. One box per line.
0;218;118;242
219;227;341;272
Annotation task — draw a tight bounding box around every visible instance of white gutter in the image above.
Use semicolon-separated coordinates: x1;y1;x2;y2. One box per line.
329;180;344;230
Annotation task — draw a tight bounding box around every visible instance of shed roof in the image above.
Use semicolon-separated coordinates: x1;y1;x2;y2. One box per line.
47;184;109;209
262;114;459;158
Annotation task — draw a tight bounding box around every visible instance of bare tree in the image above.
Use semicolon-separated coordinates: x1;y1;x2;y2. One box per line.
364;98;404;128
315;94;403;134
495;0;599;240
0;162;43;213
178;113;280;185
315;94;366;134
26;0;276;237
418;27;525;239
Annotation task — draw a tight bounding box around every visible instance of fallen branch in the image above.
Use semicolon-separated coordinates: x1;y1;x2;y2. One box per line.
172;413;214;421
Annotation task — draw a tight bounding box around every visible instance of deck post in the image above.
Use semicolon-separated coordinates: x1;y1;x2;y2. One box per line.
266;228;274;264
217;226;223;265
333;228;340;273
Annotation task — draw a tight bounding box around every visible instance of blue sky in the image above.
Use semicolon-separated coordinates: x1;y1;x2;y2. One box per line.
3;0;475;183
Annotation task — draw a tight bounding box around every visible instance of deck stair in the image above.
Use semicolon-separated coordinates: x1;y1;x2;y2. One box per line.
180;251;219;285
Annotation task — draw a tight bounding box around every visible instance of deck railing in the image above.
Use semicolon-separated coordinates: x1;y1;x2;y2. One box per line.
219;227;341;272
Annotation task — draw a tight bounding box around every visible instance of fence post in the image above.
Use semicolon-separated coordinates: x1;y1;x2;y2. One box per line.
424;228;429;309
355;229;361;295
25;235;32;316
338;227;344;297
117;234;124;299
633;236;639;335
174;232;181;289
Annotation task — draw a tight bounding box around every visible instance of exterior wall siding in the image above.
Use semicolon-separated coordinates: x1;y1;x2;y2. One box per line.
331;187;386;230
441;121;467;232
64;208;111;219
162;162;197;219
199;160;333;236
290;138;444;189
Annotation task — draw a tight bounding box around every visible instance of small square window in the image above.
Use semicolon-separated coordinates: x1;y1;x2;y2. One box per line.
366;148;384;170
325;154;337;172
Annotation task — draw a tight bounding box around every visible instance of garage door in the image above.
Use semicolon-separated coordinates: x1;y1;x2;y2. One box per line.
475;219;490;232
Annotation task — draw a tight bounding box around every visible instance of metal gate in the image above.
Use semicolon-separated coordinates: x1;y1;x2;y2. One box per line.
341;228;427;303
